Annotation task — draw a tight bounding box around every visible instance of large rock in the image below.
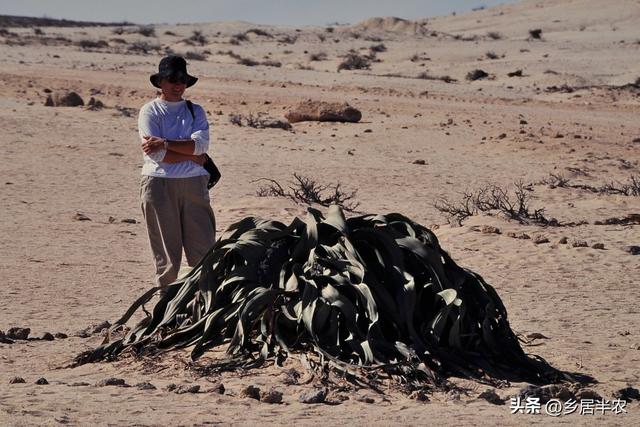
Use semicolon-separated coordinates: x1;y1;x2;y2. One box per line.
285;100;361;123
45;91;84;107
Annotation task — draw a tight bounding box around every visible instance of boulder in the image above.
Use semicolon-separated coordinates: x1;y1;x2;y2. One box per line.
45;91;84;107
285;100;361;123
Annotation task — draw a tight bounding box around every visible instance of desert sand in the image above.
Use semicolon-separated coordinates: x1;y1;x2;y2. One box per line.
1;0;639;425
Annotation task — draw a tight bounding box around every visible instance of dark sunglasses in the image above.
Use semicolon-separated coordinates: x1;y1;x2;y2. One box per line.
166;75;188;84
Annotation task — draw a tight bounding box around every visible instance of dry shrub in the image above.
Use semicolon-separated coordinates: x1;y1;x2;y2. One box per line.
277;34;298;44
127;41;160;54
246;28;272;38
435;181;552;225
417;72;457;83
308;52;327;61
184;51;206;61
76;39;108;49
466;69;489;81
540;173;640;196
188;30;207;45
229;32;248;45
255;173;359;211
337;53;371;72
137;26;156;37
529;28;542;39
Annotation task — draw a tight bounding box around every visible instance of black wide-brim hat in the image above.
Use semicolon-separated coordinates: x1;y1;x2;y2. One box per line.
150;55;198;88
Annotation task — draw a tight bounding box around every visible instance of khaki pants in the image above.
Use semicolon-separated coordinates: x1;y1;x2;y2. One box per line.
140;175;216;288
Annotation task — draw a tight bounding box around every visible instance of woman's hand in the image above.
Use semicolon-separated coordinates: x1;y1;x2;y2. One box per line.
141;135;166;154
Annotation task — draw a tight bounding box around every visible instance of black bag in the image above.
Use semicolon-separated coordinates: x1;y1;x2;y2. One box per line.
186;100;221;189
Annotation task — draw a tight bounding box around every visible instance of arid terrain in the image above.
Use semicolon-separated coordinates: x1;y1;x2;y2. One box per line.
1;0;639;425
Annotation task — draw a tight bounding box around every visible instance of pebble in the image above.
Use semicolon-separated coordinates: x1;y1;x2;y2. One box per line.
299;387;327;404
614;386;640;402
533;235;549;244
591;242;605;250
572;240;588;248
260;388;283;404
9;377;26;384
135;382;157;390
174;384;200;394
96;378;127;387
481;225;501;234
7;327;30;340
478;389;504;405
240;385;261;400
409;390;429;402
558;236;568;244
624;245;640;255
40;332;55;341
35;377;49;385
507;231;530;239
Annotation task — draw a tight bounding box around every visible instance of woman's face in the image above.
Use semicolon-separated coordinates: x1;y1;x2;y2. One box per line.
159;76;187;101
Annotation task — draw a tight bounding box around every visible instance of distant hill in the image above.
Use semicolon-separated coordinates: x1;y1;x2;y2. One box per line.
0;14;135;28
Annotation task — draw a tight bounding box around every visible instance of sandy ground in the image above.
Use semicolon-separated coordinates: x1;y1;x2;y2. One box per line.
1;0;639;425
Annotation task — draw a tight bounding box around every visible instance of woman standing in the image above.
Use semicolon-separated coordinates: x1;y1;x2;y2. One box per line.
137;55;216;295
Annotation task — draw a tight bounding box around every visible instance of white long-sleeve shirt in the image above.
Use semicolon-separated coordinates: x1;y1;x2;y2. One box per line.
137;98;210;178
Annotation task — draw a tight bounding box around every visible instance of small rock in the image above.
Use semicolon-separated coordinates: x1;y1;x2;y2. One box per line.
205;382;225;394
174;384;200;394
9;377;26;384
519;119;528;125
69;382;90;387
299;387;327;404
96;378;127;387
135;382;157;390
571;239;588;248
558;236;568;244
121;218;137;224
92;321;111;334
507;231;530;240
592;243;605;250
518;384;575;404
285;100;361;123
533;235;549;244
478;389;504;405
614;386;640;402
409;390;429;402
54;332;68;339
40;332;55;341
73;212;91;221
412;159;426;165
497;133;507;139
624;245;640;255
7;327;30;340
466;69;489;81
363;129;373;133
45;91;84;107
240;385;261;400
260;388;283;404
507;69;523;77
35;377;49;385
164;383;177;392
356;395;375;404
575;389;602;401
0;330;12;344
480;225;501;234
